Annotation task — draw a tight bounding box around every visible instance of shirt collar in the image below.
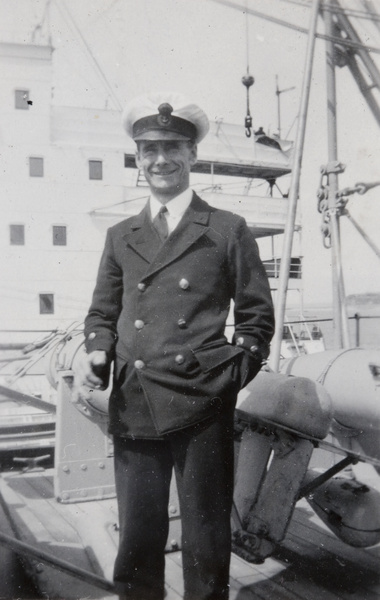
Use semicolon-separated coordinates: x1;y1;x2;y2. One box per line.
149;188;193;219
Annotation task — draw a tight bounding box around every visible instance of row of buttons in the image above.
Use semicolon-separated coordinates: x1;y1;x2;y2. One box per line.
236;336;259;355
134;354;185;371
134;318;187;330
133;279;191;370
137;278;190;292
134;279;190;369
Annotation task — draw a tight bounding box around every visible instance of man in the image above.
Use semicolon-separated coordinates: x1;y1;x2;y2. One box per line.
76;92;275;600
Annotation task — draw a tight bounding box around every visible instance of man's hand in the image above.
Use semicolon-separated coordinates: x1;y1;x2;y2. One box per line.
75;350;109;391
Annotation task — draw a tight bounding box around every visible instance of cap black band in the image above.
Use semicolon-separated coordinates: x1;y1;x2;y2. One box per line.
133;114;196;140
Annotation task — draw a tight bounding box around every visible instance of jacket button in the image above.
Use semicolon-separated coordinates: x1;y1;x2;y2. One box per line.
177;318;187;328
137;283;146;292
236;337;245;346
250;345;258;353
134;360;145;370
179;278;190;290
88;332;96;340
175;354;185;365
134;319;145;330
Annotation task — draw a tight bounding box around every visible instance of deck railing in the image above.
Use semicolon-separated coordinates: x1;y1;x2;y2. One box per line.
263;257;302;280
0;313;379;352
284;313;380;348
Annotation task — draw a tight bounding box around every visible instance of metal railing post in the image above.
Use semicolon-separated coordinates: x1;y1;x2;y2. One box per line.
354;312;360;347
269;0;321;372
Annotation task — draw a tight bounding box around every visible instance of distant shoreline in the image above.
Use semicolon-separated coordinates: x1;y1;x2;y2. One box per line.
286;303;380;349
288;302;380;316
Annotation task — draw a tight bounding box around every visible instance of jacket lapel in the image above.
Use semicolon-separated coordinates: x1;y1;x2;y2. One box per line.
143;193;211;279
122;205;161;263
122;193;212;276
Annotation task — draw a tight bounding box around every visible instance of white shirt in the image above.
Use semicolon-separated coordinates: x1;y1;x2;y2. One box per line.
149;188;193;235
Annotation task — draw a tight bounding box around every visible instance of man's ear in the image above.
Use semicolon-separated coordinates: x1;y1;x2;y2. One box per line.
189;143;198;167
135;149;141;169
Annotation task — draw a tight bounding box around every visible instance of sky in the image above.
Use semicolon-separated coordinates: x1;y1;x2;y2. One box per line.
2;0;380;307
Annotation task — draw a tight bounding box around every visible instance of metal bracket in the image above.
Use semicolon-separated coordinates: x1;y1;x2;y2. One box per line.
320;161;346;176
298;455;356;499
13;454;51;473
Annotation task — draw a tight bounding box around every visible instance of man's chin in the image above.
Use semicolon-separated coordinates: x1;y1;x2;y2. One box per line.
151;176;176;187
150;182;178;196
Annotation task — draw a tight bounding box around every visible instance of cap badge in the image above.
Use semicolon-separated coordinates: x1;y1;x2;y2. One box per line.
157;103;173;127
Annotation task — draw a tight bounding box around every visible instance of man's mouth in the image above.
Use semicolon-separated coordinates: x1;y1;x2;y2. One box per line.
152;170;176;176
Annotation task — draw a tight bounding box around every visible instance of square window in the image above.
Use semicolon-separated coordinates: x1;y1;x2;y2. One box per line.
29;157;44;177
39;294;54;314
15;90;30;109
53;225;67;246
89;160;103;180
10;224;25;245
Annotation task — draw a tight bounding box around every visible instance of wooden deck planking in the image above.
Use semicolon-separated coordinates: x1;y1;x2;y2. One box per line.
284;502;380;597
289;501;380;568
0;471;115;599
165;553;185;599
0;468;379;600
1;472;78;544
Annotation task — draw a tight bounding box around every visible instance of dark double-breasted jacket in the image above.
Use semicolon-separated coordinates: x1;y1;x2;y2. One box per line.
84;193;275;438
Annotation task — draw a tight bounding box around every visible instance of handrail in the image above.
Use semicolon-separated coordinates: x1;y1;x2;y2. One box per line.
0;531;116;594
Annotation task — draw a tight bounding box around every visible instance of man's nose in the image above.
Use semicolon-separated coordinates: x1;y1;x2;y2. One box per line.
154;147;170;164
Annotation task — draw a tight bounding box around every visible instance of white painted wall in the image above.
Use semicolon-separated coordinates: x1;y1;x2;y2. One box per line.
1;41;296;344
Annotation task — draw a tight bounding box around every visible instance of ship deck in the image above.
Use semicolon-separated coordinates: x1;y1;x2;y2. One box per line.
0;467;379;600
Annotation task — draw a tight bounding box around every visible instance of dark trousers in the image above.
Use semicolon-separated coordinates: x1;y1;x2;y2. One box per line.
113;407;235;600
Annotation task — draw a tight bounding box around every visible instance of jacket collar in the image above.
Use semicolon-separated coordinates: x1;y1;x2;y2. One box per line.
122;192;211;270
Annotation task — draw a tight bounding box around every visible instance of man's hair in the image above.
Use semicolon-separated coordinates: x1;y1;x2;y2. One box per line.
135;139;196;146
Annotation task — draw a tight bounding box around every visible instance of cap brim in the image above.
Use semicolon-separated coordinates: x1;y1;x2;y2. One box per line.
133;130;192;141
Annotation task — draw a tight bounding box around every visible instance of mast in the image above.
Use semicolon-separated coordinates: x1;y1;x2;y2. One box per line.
323;0;350;348
331;0;380;127
275;75;295;138
270;0;321;372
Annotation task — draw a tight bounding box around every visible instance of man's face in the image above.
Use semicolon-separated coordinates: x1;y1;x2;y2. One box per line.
135;139;197;201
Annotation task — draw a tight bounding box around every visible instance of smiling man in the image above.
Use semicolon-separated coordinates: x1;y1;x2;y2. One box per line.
76;92;275;600
136;137;197;199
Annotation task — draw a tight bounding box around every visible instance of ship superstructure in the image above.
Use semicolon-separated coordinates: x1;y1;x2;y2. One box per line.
0;3;380;599
1;40;300;346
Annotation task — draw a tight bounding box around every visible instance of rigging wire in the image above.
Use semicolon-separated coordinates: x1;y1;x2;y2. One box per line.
31;0;53;45
361;0;380;32
91;194;150;213
209;0;380;54
285;114;298;140
91;0;121;24
279;0;380;22
355;0;380;45
245;0;250;74
327;0;380;22
241;0;255;137
54;0;123;111
212;123;245;160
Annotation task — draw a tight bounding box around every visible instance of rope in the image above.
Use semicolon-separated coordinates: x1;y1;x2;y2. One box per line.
316;348;359;386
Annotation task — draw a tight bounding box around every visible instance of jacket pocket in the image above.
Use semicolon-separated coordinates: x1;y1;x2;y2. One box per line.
113;352;129;386
239;350;262;389
192;341;245;373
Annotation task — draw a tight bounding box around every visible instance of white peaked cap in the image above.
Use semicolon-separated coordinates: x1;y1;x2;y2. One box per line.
122;91;210;143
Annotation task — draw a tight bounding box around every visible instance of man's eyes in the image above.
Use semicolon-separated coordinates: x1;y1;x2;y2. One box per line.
142;147;156;155
142;143;182;155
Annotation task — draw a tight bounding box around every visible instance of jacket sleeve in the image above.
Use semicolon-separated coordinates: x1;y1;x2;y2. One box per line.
228;217;275;386
84;228;123;358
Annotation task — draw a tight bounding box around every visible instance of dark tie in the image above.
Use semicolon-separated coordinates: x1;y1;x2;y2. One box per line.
153;205;169;242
